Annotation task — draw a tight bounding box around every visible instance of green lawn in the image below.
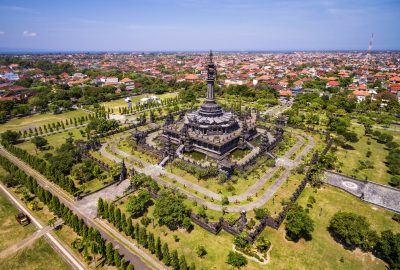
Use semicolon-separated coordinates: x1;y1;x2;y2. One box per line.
259;172;304;217
0;237;72;270
260;185;398;270
16;128;86;158
100;92;178;113
335;125;396;185
0;186;36;252
0;110;90;133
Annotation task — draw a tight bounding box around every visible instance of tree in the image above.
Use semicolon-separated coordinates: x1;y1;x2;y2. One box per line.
1;130;20;144
71;162;94;183
234;232;249;249
113;249;121;267
254;207;269;220
285;204;314;241
154;191;188;230
328;212;378;251
226;251;247;269
375;230;400;269
182;217;193;232
222;196;229;205
343;131;359;143
31;136;48;150
126;189;152;217
97;198;104;217
387;148;400;175
106;242;114;265
195;245;207;258
127;264;134;270
179;255;188;270
162;243;170;266
389;175;400;188
256;236;271;253
155;237;163;260
171;250;179;270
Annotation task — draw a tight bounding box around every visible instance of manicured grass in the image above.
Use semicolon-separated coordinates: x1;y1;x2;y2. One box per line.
183;151;207;161
118;139;159;164
260;185;398;270
273;132;298;157
229;148;251;161
259;172;304;217
0;110;90;133
0;237;72;270
100;92;179;113
0;188;36;252
335;125;394;185
16;128;86;158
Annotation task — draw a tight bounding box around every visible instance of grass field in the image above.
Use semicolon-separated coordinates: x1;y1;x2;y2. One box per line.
335;125;398;185
0;237;72;270
0;188;36;252
260;185;398;270
16;128;86;158
164;159;274;198
6;179;112;270
260;172;304;218
100;92;178;113
0;110;90;133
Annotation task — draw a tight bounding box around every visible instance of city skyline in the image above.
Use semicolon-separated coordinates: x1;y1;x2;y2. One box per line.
0;0;400;52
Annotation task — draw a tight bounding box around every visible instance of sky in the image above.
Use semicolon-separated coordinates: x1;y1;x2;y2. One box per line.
0;0;399;52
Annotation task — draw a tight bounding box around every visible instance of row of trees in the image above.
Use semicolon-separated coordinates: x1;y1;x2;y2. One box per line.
0;154;135;270
98;198;195;270
20;115;92;138
328;212;400;269
368;130;400;188
2;142;77;193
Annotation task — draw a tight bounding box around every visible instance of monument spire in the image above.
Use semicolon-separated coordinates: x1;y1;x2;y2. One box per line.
206;50;216;100
198;49;223;117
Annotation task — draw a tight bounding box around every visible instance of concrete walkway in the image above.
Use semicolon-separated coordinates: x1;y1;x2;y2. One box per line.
325;171;400;213
100;130;315;212
75;179;131;218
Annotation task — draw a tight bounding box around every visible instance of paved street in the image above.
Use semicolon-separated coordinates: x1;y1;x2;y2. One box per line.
325;171;400;213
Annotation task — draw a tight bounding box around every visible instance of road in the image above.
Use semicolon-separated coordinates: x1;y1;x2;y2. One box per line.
0;145;161;270
0;184;86;270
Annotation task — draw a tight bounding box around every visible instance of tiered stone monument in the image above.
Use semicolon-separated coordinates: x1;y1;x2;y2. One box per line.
162;51;257;160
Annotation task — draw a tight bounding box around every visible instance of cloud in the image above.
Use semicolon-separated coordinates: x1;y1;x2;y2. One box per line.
23;30;37;37
0;5;38;14
0;31;5;35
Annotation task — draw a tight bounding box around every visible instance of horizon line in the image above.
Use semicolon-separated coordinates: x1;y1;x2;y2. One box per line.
1;49;400;55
